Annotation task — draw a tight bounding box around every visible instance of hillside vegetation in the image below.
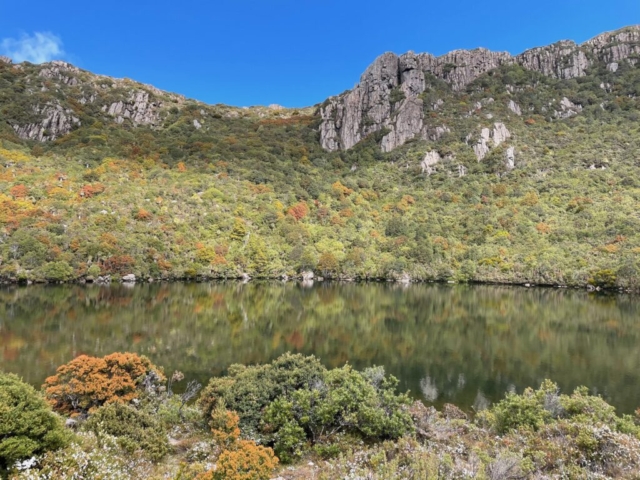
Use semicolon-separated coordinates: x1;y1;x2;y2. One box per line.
1;31;640;288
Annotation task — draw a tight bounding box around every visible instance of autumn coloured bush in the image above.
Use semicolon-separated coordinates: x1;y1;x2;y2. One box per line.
134;208;152;221
79;183;105;198
100;255;135;275
9;184;28;198
197;407;278;480
286;201;308;221
212;441;278;480
43;352;165;415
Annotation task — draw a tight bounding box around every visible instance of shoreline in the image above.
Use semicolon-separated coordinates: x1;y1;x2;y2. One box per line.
0;274;632;294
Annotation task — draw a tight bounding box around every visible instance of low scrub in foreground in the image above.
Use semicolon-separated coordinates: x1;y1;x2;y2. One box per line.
2;354;640;479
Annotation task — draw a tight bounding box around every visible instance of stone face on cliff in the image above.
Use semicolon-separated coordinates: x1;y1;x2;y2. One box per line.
508;100;522;116
555;97;583;119
471;123;511;161
38;61;80;86
104;91;161;126
319;25;640;153
13;103;81;141
421;151;441;174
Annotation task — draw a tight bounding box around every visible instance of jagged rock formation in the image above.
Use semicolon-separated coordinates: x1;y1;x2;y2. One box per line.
554;97;583;119
38;61;80;86
12;103;81;141
103;91;161;125
320;25;640;153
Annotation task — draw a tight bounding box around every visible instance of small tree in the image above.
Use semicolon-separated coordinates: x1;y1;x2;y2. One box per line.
0;373;69;475
43;352;165;415
317;252;338;277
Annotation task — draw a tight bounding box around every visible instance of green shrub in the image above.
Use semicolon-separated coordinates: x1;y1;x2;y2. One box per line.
84;403;170;461
199;353;326;441
40;261;74;282
0;373;70;474
263;365;413;462
481;380;640;437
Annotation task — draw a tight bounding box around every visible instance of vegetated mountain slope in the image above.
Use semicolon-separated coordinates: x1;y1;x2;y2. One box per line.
0;26;639;287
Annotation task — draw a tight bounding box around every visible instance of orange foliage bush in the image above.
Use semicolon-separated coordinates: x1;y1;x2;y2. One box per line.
249;183;272;194
214;441;278;480
135;208;152;221
332;181;354;199
100;255;135;275
198;409;278;480
43;352;165;415
9;184;28;198
79;183;105;198
211;409;241;448
287;201;308;221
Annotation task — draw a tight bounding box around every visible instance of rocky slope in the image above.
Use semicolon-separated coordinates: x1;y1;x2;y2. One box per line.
0;57;308;143
319;25;640;154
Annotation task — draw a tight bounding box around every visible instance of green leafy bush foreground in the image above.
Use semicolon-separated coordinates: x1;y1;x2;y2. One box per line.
200;353;413;462
0;373;69;476
5;354;640;478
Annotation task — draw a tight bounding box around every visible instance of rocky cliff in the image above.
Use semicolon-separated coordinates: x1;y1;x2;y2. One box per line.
319;26;640;153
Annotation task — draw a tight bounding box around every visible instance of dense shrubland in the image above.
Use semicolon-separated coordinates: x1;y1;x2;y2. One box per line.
1;59;640;288
3;353;640;478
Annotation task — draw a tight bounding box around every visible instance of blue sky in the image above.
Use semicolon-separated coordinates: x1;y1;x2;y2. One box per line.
1;1;639;107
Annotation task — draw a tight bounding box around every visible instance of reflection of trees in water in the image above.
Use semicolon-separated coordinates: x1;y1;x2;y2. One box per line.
420;376;438;402
1;283;640;412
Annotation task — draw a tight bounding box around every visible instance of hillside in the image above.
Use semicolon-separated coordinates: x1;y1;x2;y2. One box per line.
1;26;640;287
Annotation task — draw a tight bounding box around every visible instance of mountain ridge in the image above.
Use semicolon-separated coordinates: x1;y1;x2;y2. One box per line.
320;25;640;152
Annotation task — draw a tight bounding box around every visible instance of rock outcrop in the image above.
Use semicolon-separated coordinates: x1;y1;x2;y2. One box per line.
319;25;640;153
508;100;522;116
12;103;81;141
38;61;80;86
421;151;441;174
103;90;161;126
1;58;189;142
470;123;511;161
505;146;515;170
554;97;583;119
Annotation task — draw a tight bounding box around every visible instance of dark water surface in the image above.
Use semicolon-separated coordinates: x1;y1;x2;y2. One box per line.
1;282;639;413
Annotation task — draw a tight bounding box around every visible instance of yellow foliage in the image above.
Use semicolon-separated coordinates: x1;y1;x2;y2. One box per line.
47;187;73;199
0;147;30;163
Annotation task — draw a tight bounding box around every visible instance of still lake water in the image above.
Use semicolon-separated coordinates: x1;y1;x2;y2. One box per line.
1;282;639;413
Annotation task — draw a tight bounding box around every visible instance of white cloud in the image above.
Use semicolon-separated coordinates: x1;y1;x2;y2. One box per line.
1;32;64;64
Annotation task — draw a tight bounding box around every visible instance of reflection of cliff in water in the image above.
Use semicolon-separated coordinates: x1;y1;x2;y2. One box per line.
1;282;639;413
